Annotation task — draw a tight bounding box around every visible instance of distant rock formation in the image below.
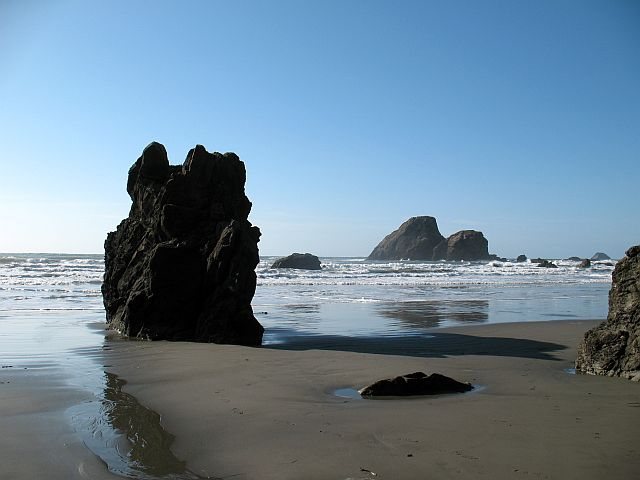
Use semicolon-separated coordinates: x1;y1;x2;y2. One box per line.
537;259;558;268
578;259;591;268
576;245;640;381
102;142;264;346
367;217;491;261
367;216;445;260
566;256;582;261
591;252;611;261
434;230;490;261
516;254;527;263
271;253;321;270
359;372;473;397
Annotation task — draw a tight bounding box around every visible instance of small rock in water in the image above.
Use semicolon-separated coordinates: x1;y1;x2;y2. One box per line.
359;372;473;397
271;253;322;270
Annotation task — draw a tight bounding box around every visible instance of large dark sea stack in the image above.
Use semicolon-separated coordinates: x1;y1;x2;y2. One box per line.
102;142;264;346
367;216;445;260
576;245;640;381
433;230;490;261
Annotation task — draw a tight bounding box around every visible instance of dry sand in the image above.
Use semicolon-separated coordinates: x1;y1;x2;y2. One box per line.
2;319;639;479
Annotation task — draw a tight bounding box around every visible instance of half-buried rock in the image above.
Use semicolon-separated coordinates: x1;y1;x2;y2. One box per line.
359;372;473;397
271;253;322;270
102;142;264;346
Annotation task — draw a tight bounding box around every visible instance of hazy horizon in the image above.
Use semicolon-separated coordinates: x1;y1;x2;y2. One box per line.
1;1;638;259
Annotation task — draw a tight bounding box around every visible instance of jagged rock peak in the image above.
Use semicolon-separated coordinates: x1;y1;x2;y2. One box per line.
102;142;263;346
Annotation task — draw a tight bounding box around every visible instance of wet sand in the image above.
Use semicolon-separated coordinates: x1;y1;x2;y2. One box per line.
108;320;638;480
2;319;639;479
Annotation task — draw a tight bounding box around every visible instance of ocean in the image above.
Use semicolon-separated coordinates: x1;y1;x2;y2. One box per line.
0;252;613;363
0;252;614;477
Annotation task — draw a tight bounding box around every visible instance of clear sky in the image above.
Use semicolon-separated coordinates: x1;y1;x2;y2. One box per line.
1;0;638;258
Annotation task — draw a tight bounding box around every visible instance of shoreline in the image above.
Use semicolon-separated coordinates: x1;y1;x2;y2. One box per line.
2;318;639;479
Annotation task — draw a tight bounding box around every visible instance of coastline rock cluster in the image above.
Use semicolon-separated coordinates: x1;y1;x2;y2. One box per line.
271;253;322;270
102;142;264;346
576;245;640;381
367;216;490;261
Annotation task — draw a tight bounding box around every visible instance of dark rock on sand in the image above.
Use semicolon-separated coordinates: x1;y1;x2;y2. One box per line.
537;259;558;268
434;230;490;261
591;252;611;261
516;254;528;263
359;372;473;397
102;142;264;346
271;253;321;270
367;216;445;261
576;245;640;381
578;259;591;268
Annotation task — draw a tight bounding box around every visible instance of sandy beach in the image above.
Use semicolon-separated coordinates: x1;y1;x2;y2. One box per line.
3;319;637;480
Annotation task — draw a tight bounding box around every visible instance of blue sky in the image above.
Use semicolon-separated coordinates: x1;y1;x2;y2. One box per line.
1;0;638;258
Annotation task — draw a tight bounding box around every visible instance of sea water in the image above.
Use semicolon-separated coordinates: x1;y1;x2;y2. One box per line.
0;253;613;346
254;256;612;343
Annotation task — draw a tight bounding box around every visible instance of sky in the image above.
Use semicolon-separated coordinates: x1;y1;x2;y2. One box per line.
1;0;638;258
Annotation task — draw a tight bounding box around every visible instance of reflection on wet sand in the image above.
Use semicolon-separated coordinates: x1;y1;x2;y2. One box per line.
67;372;209;479
376;299;489;329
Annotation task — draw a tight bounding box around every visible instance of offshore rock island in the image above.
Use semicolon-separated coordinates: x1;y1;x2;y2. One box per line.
102;142;264;346
367;216;490;261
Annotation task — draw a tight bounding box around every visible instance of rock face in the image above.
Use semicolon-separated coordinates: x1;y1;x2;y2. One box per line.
576;246;640;381
367;216;445;261
578;259;591;268
271;253;321;270
434;230;490;261
367;217;491;261
516;254;528;263
537;259;558;268
359;372;473;397
102;142;264;346
591;252;611;261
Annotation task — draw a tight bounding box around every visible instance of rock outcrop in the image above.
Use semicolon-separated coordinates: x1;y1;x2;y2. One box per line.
359;372;473;397
576;245;640;381
591;252;611;261
271;253;322;270
433;230;490;261
367;216;445;261
102;142;264;346
537;260;558;268
516;254;528;263
367;217;491;261
578;259;591;268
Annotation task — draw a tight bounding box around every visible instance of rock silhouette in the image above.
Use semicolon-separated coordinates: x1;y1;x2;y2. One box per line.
367;217;491;261
433;230;490;261
102;142;264;346
359;372;473;397
271;253;322;270
576;245;640;380
367;216;445;261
